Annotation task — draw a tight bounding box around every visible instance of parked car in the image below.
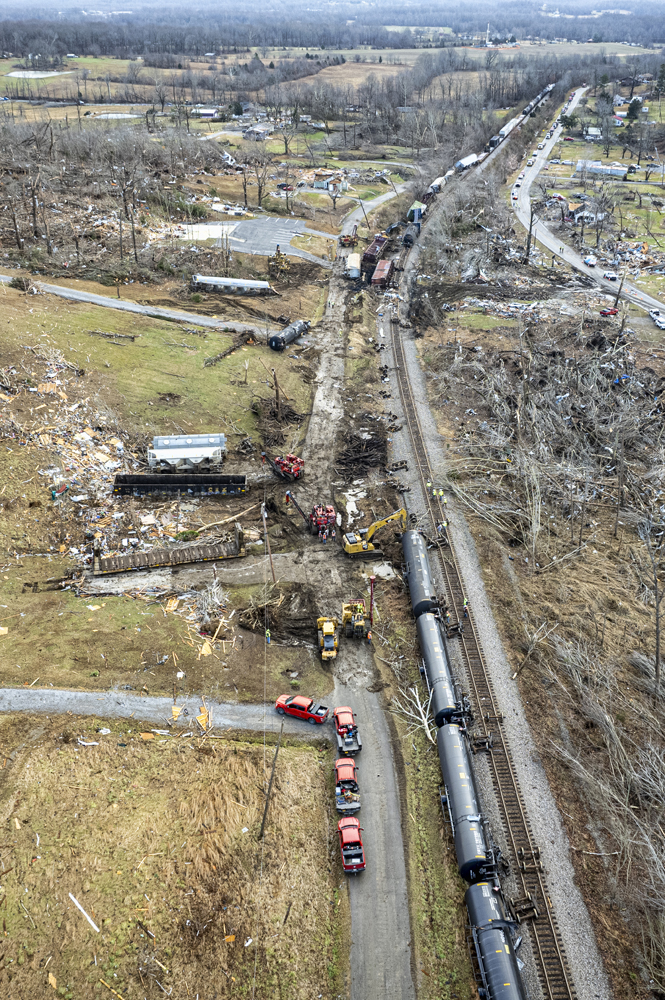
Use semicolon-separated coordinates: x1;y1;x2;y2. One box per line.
583;255;597;267
564;136;575;141
527;158;534;166
274;694;329;724
603;271;618;281
537;142;544;149
600;307;619;316
518;171;525;179
512;192;518;200
649;309;661;322
550;158;561;164
514;181;521;188
338;816;366;873
655;317;665;330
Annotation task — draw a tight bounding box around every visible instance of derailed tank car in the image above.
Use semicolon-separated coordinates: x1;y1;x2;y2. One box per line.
403;530;438;617
466;882;528;1000
417;613;456;726
437;725;497;882
268;319;310;352
402;224;419;248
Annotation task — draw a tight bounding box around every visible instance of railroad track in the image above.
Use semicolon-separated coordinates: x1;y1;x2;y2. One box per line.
391;317;576;1000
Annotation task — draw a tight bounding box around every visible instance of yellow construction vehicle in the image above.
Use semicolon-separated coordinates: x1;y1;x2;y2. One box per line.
342;508;407;558
317;616;339;661
268;244;291;277
342;599;368;639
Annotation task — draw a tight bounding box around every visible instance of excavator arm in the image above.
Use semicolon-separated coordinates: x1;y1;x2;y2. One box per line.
364;508;407;542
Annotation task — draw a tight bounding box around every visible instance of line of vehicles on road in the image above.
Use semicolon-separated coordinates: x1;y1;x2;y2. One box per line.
274;695;367;873
402;529;529;1000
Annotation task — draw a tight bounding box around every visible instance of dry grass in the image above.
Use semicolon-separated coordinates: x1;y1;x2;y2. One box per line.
0;715;343;998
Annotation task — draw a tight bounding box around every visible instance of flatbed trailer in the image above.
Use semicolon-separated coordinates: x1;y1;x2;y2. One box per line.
93;524;245;575
113;473;248;497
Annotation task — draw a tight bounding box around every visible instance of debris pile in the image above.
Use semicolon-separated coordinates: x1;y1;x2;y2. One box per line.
238;584;316;644
336;426;388;477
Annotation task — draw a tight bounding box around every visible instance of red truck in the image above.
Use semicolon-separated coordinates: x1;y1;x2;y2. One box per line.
334;758;361;814
333;706;362;755
338;816;366;873
275;695;329;724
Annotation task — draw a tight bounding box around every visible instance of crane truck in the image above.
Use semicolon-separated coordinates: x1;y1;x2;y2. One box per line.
285;490;336;535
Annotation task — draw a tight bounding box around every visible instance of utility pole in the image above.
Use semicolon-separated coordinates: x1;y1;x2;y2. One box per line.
524;202;538;262
258;722;283;840
613;270;626;308
261;502;277;583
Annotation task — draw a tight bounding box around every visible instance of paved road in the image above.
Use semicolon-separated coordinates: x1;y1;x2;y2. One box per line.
0;687;321;737
341;185;408;236
513;87;664;313
0;273;268;332
333;648;416;1000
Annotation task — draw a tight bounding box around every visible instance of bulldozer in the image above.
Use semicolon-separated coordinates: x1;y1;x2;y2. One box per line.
268;244;291;278
342;508;407;558
341;600;368;639
317;616;339;661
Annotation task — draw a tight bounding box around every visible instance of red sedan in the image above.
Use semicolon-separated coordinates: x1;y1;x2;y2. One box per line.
338;816;366;873
600;307;619;317
275;694;329;724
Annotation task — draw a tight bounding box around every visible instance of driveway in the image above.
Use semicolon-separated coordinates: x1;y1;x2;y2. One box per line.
513;87;664;312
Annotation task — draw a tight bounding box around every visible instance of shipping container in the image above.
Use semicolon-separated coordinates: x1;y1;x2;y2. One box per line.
371;259;394;287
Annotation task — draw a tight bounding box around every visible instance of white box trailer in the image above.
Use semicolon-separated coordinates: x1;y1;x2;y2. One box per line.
454;153;479;172
148;434;227;470
191;275;274;296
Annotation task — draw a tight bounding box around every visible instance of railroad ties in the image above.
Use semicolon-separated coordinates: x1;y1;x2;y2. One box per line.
391;319;577;1000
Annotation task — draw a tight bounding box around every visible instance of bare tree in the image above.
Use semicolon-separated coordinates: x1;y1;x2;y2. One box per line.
639;519;665;697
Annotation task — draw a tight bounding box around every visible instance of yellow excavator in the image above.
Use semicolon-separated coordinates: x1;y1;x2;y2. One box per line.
317;616;339;660
342;508;407;558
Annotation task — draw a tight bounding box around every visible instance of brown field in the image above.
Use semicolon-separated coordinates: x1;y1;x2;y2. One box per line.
0;714;344;999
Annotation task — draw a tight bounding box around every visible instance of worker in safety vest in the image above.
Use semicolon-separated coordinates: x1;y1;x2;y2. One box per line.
366;630;372;645
463;599;468;618
266;629;271;645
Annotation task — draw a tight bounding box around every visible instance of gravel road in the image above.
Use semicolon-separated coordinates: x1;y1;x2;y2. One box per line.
334;645;416;1000
384;287;611;999
0;687;317;737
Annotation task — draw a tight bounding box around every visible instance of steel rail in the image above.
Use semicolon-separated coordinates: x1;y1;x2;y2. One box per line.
391;316;576;1000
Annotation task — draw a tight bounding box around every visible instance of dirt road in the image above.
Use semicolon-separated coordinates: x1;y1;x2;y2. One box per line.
334;645;416;1000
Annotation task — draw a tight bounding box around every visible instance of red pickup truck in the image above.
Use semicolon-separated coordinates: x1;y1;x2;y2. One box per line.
338;816;366;873
334;758;361;814
275;695;329;724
